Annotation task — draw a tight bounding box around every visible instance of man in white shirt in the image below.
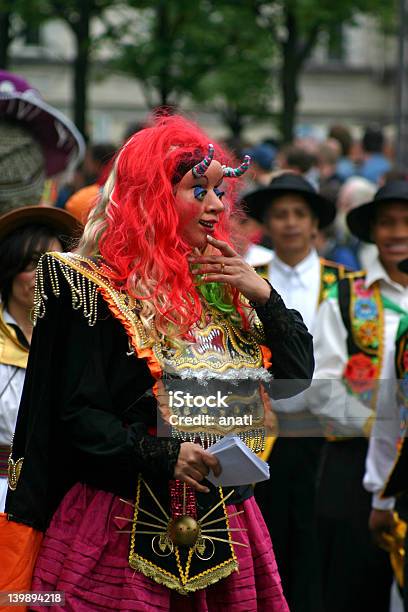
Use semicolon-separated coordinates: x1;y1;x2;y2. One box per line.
243;172;339;612
309;180;408;612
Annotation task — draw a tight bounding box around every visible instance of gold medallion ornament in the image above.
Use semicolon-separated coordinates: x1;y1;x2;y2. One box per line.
170;516;200;547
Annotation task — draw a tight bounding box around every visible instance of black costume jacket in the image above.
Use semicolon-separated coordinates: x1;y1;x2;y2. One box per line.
6;253;314;535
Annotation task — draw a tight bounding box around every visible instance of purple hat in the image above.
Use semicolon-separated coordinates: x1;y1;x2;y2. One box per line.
0;70;85;176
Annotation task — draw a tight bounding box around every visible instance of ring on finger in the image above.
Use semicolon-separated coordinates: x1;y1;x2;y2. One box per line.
220;262;225;273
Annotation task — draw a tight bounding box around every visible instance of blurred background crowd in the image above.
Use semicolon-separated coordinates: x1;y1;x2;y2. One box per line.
1;0;405;258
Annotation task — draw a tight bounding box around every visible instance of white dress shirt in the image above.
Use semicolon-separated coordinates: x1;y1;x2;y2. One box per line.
267;249;321;333
265;249;321;415
0;311;26;512
308;256;408;509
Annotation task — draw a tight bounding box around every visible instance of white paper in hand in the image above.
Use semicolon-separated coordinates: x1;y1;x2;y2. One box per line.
206;435;270;487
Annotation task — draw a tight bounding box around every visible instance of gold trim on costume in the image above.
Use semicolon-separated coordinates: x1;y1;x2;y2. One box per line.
128;475;239;594
7;454;23;491
318;258;347;307
35;252;268;376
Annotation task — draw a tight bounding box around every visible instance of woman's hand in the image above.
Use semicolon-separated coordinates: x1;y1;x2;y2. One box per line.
174;442;221;493
189;235;271;305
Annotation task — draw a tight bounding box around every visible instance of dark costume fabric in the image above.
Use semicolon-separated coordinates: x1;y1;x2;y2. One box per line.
5;254;314;610
256;436;324;612
317;438;393;612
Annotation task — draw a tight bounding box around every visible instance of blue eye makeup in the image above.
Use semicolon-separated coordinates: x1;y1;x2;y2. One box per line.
214;187;225;199
194;186;207;201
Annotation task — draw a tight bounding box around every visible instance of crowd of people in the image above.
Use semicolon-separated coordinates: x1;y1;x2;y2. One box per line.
235;123;408;612
1;66;408;612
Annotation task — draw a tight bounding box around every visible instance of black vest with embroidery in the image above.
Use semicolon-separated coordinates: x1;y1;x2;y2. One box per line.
336;271;383;411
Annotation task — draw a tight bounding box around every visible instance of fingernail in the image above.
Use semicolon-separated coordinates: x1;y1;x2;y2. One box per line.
206;234;213;241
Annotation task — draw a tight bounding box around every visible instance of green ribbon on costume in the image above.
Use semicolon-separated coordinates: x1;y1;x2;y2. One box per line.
381;295;408;340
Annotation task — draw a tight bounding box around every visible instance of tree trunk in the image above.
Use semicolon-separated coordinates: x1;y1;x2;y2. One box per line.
0;10;11;70
156;0;170;107
72;1;91;140
223;106;244;142
279;7;300;143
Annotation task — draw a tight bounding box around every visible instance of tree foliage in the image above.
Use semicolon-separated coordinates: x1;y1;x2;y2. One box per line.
251;0;396;141
1;0;398;141
113;0;276;139
0;0;126;137
192;2;275;139
114;0;217;108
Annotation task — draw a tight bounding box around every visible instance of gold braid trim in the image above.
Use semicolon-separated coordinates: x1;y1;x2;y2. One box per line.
7;435;23;491
33;252;147;347
318;258;347;306
129;555;238;595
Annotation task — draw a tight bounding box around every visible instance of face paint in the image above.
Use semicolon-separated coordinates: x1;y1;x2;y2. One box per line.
175;161;225;249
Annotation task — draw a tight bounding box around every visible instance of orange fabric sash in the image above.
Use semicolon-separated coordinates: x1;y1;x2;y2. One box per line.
0;513;43;611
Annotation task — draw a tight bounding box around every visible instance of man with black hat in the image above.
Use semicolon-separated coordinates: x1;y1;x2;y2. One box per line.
244;172;344;612
309;180;408;612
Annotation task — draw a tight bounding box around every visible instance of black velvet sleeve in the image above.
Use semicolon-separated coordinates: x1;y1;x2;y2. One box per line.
252;284;315;399
59;303;181;497
6;279;180;530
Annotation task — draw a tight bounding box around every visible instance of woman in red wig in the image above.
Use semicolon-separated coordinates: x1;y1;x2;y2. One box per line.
4;115;313;611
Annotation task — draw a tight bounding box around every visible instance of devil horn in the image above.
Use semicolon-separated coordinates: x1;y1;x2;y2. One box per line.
191;144;215;178
222;155;251;178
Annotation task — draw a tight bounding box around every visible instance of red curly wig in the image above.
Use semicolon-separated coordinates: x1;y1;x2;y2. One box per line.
80;114;246;338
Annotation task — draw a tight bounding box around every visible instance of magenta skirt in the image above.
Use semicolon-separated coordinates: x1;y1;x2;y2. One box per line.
31;483;288;611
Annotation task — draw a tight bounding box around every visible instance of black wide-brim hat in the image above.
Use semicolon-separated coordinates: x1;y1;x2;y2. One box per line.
0;205;83;245
241;173;336;229
347;180;408;243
